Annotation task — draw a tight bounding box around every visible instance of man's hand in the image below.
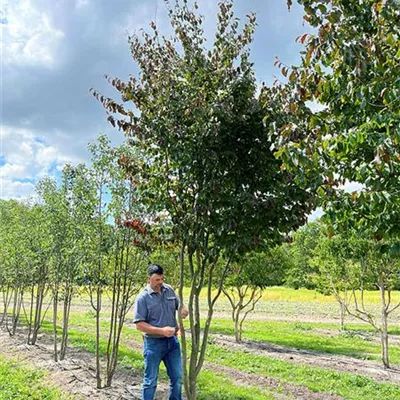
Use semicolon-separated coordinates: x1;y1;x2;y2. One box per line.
180;305;189;319
161;326;176;337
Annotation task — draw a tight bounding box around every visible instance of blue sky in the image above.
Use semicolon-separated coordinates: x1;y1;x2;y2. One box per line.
1;0;312;201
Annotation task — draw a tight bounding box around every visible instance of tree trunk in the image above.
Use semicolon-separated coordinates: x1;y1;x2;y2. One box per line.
31;283;45;345
234;314;242;343
60;286;73;361
27;285;35;344
0;286;11;326
8;286;23;336
379;277;390;369
340;302;346;331
95;286;102;389
53;288;59;362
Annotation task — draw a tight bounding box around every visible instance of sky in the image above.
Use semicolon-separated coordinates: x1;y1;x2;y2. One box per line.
1;0;312;202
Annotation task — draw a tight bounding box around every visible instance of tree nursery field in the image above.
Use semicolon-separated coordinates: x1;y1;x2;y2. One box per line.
1;288;400;400
1;0;399;399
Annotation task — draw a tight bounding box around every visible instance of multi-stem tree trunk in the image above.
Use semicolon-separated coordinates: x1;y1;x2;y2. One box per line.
7;286;23;336
30;283;46;345
337;271;400;369
178;241;230;400
92;178;105;390
88;283;103;388
105;231;141;387
223;285;262;343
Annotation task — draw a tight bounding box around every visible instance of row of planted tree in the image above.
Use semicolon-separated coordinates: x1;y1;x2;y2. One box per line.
1;156;400;383
0;136;152;387
0;134;291;388
1;0;400;398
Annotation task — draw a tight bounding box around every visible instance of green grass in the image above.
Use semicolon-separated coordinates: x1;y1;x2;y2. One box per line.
41;317;400;400
204;344;400;400
7;288;400;400
207;319;400;364
0;355;71;400
37;322;278;400
197;371;275;400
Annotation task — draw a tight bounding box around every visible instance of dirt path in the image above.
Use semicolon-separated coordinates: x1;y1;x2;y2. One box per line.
0;328;169;400
312;327;400;346
212;333;400;385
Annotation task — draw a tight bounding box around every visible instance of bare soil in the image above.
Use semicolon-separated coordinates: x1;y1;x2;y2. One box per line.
0;328;169;400
312;327;400;346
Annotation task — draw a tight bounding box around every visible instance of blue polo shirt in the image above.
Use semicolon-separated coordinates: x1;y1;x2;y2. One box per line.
133;283;179;338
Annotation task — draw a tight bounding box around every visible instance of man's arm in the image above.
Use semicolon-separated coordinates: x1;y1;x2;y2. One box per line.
136;321;176;337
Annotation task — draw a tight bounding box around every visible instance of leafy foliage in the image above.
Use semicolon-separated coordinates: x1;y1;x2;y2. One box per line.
275;0;400;239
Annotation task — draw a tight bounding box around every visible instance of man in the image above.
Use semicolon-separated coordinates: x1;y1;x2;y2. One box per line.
133;263;188;400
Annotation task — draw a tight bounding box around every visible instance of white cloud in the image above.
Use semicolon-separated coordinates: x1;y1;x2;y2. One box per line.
0;163;26;179
0;126;74;198
0;179;36;200
2;0;65;67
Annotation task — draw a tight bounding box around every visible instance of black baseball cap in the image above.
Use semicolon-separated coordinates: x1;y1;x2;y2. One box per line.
147;263;164;276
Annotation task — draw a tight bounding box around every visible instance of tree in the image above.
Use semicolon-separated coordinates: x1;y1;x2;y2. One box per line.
311;232;358;330
103;140;149;387
274;0;400;240
83;134;149;388
314;232;400;368
267;0;400;368
92;2;315;398
223;245;290;342
286;221;325;289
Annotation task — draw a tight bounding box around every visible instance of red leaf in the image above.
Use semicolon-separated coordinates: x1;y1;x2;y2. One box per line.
300;33;308;44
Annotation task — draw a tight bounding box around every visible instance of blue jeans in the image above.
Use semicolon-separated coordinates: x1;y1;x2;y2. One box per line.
142;336;182;400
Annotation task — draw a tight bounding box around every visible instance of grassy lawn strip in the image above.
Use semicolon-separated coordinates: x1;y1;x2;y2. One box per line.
207;319;400;364
205;344;400;400
0;355;71;400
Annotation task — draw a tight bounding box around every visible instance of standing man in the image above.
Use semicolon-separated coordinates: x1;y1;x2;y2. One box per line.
133;264;188;400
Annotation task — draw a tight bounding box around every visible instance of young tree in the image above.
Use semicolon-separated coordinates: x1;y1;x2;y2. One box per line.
286;221;325;289
315;233;400;368
223;245;290;342
104;141;149;387
92;2;316;398
312;233;358;331
0;200;32;335
83;134;149;388
0;200;18;326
